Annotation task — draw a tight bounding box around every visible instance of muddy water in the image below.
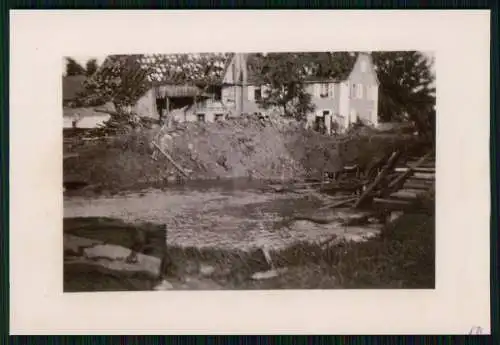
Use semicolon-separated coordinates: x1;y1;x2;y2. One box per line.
64;179;380;251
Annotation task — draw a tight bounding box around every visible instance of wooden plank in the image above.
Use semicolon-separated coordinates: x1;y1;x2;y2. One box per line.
63;153;80;159
395;167;435;173
402;183;433;190
413;172;435;180
389;190;420;200
414;167;435;173
318;197;357;211
353;151;401;209
373;197;412;206
406;177;434;184
400;188;428;195
152;142;190;179
385;150;434;195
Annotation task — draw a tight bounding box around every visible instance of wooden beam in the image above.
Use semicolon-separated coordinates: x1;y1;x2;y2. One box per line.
389;190;421;200
373;197;412;206
385;150;434;194
402;183;433;191
413;172;435;180
318;197;357;211
395;167;435;173
352;151;401;209
152;142;190;179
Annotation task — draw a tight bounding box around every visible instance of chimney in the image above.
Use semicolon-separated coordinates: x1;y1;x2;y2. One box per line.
234;53;248;116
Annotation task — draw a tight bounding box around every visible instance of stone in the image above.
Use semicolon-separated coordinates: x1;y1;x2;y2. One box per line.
199;264;216;276
251;268;288;280
153;279;174;290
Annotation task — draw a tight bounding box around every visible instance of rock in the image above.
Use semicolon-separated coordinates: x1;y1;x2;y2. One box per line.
153;279;174;290
84;244;132;260
64;235;103;254
388;211;404;223
251;268;288;280
199;264;216;276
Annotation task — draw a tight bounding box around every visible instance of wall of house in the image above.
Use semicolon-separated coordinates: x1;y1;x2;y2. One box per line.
346;53;379;126
172;99;229;123
304;82;342;134
134;89;159;119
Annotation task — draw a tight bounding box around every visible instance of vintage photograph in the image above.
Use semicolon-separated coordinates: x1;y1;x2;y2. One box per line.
62;51;436;292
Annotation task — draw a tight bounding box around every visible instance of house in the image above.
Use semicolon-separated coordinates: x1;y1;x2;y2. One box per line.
89;52;379;132
220;52;379;134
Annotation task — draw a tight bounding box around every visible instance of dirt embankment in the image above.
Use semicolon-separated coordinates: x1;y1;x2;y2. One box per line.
64;116;430;194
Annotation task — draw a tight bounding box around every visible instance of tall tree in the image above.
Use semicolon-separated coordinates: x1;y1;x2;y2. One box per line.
371;51;436;137
81;55;153;113
85;59;99;76
65;57;86;76
252;52;357;121
253;53;315;120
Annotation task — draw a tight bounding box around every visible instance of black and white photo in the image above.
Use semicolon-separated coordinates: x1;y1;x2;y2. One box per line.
62;50;436;291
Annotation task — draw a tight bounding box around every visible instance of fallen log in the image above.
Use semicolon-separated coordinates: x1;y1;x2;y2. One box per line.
152;142;190;179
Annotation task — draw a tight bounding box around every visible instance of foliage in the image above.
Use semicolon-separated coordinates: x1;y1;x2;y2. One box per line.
82;55;152;109
65;58;86;76
85;59;99;76
140;53;231;86
251;53;314;120
372;51;436;137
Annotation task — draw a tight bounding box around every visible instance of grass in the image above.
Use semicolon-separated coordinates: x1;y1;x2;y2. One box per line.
64;205;435;291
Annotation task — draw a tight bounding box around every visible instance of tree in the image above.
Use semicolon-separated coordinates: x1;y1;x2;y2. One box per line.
252;52;358;121
371;51;436;138
65;57;86;76
81;55;153;113
85;59;99;76
253;53;315;121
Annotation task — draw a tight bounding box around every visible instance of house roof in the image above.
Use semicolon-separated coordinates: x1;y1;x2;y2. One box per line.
62;75;87;101
86;52;360;97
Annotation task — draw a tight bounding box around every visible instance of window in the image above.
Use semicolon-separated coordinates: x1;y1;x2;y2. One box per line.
328;83;335;98
320;84;329;98
254;87;262;101
197;113;206;122
360;60;367;72
350;109;357;123
215;113;224;122
352;84;363;99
